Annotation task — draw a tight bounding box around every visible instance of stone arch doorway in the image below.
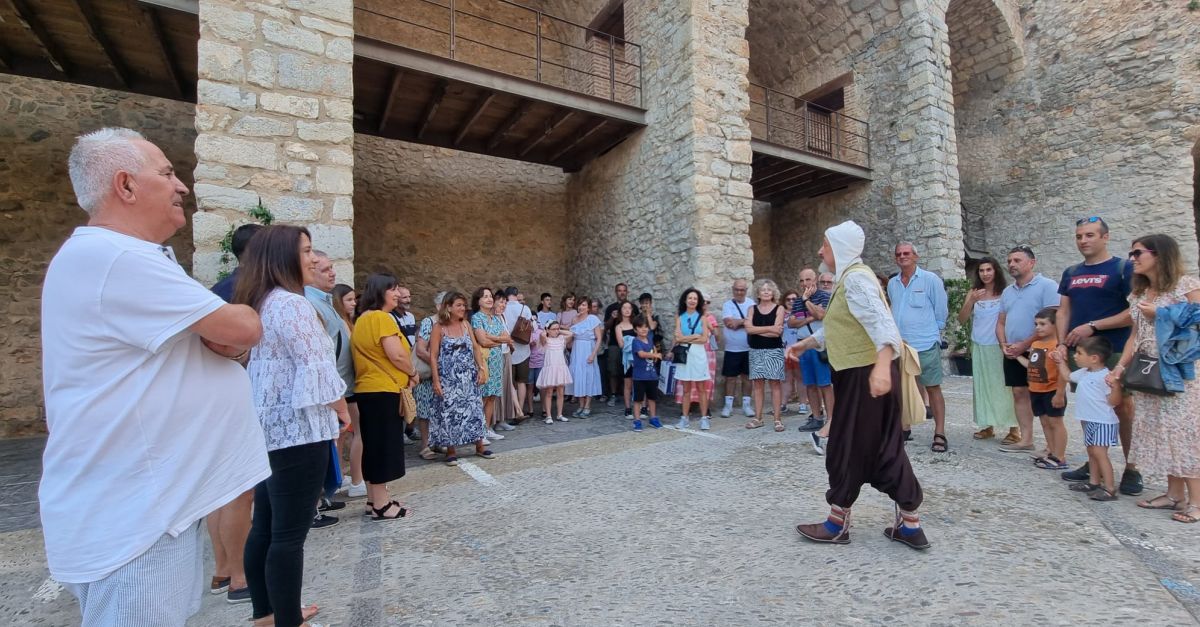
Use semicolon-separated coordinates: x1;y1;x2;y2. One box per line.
944;0;1025;260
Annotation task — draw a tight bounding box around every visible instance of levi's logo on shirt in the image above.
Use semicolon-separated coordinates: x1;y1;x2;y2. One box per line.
1069;274;1109;289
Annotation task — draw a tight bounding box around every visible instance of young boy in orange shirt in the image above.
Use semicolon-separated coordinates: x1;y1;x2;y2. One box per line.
1019;307;1069;470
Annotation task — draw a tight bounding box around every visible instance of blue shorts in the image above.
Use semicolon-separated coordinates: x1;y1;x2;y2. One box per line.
799;349;831;387
1082;420;1119;447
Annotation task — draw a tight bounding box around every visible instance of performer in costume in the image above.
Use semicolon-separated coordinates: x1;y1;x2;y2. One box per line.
785;221;930;550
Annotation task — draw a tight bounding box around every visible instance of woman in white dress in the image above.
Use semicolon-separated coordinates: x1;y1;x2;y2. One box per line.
674;288;712;429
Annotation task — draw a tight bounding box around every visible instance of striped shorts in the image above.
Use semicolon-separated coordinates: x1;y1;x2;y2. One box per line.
1082;420;1119;447
64;520;204;626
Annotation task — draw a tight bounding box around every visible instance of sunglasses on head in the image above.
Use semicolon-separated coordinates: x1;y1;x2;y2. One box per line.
1128;247;1156;259
1076;216;1107;227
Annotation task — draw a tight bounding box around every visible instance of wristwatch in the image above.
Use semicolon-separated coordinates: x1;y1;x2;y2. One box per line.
1087;321;1098;331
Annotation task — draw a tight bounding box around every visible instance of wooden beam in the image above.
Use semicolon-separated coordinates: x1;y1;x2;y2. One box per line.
453;90;494;147
141;6;185;99
486;100;531;151
377;69;404;134
517;110;575;158
563;124;637;170
415;80;447;140
756;168;836;197
549;118;607;163
6;0;69;74
72;0;129;87
752;163;812;187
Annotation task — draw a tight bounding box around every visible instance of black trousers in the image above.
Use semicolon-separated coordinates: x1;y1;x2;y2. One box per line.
824;362;923;511
244;440;328;626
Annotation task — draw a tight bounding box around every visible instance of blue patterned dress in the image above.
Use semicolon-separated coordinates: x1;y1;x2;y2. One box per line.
429;323;487;447
413;316;436;419
568;314;603;396
471;311;505;397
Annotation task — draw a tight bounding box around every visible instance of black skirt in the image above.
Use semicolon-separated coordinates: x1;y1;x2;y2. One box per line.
355;392;407;484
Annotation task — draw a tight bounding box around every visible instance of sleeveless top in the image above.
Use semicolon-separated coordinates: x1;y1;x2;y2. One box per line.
748;304;783;349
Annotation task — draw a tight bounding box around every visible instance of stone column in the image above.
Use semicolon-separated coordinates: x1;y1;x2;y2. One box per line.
192;0;355;284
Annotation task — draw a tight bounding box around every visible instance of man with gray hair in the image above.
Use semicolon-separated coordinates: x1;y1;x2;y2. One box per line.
888;241;949;452
39;128;270;623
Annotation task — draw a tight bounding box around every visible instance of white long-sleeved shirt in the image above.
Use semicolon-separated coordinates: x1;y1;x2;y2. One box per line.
812;270;902;358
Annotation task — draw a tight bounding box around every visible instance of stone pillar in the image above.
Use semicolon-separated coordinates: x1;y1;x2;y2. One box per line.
192;0;355;284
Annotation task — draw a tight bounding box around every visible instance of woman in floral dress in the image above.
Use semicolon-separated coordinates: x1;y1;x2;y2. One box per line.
430;292;492;465
470;287;511;436
413;291;446;460
1110;234;1200;523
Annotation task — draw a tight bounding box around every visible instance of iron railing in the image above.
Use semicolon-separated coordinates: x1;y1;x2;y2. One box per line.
747;83;870;169
355;0;643;108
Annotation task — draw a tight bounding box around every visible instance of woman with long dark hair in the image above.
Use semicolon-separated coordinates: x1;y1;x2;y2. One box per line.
470;287;510;438
1109;234;1200;522
958;257;1017;443
429;292;493;464
350;273;416;521
674;288;712;427
234;225;349;627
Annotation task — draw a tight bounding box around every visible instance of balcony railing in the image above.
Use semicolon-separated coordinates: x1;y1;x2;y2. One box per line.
355;0;643;108
747;83;870;169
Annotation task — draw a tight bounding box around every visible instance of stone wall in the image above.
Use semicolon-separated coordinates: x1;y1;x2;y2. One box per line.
566;0;755;322
0;75;197;436
353;135;570;313
953;0;1200;274
192;0;356;284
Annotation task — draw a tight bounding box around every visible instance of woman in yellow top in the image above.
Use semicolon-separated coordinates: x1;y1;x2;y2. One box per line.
351;273;416;521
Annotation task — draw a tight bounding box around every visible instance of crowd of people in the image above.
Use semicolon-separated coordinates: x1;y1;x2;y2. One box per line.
37;128;1200;626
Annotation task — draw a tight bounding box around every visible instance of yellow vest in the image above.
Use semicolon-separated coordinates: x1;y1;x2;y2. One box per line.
824;264;880;371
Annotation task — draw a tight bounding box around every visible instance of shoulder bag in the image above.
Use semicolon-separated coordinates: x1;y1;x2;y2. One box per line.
511;307;533;345
1122;351;1171;396
671;315;701;364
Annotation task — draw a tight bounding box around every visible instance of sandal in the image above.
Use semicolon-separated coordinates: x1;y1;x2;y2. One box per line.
745;418;764;429
363;500;373;516
1137;494;1183;510
1089;487;1118;502
773;419;785;432
251;604;320;626
973;427;994;440
1068;482;1100;493
931;433;948;453
1000;429;1021;445
1171;504;1200;523
370;500;409;521
1034;455;1068;470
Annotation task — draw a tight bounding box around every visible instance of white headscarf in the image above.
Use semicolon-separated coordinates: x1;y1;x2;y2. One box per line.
824;221;866;282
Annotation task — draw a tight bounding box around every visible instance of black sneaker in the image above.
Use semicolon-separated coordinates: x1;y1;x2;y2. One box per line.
226;586;251;605
1061;462;1090;482
318;498;346;512
624;407;633;418
311;513;340;529
797;415;823;432
641;408;649;418
1119;468;1144;496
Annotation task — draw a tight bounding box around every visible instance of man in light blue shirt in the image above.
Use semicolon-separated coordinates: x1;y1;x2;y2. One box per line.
996;245;1060;452
888;242;949;451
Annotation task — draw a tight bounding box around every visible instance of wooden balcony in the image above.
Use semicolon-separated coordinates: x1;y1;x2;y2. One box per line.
748;83;872;204
0;0;646;171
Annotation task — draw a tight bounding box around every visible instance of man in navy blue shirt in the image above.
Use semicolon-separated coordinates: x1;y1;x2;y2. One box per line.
210;223;263;302
1055;216;1141;495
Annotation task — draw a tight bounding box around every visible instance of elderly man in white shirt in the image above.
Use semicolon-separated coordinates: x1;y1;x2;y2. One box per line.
786;221;929;551
39;127;270;625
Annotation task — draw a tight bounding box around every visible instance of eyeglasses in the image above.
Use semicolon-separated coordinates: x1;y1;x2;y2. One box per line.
819;280;834;285
1076;216;1107;227
1128;247;1156;259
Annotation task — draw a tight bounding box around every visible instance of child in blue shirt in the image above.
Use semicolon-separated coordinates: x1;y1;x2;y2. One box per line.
630;316;663;431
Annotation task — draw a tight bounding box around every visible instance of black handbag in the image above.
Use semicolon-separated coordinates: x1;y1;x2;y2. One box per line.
672;314;702;364
1121;351;1172;396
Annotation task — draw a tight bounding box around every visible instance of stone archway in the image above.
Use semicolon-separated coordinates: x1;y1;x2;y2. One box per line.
943;0;1025;260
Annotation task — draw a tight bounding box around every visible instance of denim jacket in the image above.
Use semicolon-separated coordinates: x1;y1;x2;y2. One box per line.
1154;302;1200;393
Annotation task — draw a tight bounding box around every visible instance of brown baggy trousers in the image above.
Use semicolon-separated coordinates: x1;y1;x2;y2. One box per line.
824;361;923;511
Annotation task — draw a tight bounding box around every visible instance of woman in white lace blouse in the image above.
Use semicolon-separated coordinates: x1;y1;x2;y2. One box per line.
234;225;350;627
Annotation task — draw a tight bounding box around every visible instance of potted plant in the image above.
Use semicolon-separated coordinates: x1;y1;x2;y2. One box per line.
944;277;973;376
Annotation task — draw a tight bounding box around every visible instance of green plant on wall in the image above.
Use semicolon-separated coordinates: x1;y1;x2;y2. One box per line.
944;277;973;356
216;199;275;281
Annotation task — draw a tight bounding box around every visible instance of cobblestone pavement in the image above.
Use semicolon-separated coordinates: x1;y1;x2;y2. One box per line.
4;378;1199;625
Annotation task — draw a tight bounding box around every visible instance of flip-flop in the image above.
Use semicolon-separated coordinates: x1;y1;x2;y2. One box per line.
1137;494;1183;510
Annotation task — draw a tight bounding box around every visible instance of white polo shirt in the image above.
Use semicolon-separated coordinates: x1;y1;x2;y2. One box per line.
39;227;270;583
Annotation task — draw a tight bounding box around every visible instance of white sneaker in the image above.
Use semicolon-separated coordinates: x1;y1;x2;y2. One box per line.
481;437;491;445
676;416;690;430
544;417;554;424
742;403;756;418
497;422;516;431
347;481;367;498
606;397;616;407
720;405;732;418
486;429;504;440
699;416;711;431
799;403;810;415
336;475;352;494
557;415;569;422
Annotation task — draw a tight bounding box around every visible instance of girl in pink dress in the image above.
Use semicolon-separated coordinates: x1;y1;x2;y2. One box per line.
537;321;575;423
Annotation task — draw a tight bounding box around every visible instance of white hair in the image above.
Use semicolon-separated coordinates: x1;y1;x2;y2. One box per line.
896;241;919;256
433;290;448;308
752;278;781;302
68;127;147;215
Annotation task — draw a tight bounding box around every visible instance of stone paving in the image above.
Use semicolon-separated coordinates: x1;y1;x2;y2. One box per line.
3;377;1199;625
